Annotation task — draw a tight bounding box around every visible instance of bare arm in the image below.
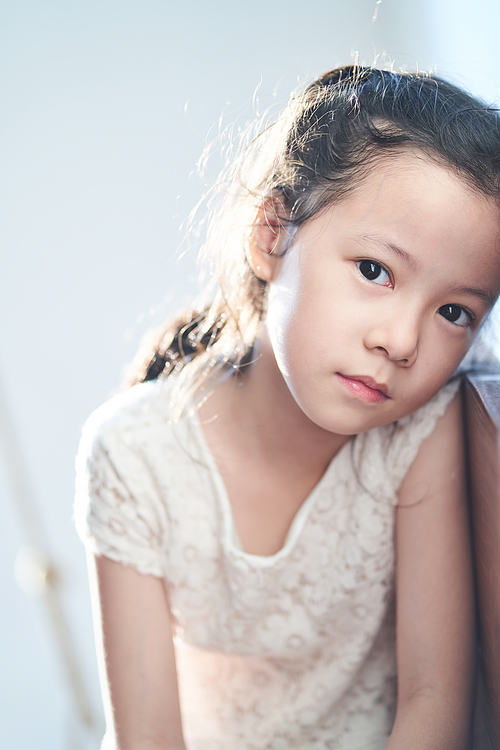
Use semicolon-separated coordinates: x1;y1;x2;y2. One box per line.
387;392;475;749
88;554;186;750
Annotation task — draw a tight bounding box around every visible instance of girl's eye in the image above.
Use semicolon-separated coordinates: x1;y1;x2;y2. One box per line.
438;304;471;327
357;260;392;287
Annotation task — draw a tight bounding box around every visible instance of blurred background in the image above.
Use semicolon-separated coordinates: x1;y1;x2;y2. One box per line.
1;1;500;747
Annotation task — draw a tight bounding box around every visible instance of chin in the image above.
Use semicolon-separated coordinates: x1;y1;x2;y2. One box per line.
296;401;390;436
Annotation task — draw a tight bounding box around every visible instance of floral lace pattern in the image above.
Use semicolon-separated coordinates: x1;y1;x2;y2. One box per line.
75;377;461;750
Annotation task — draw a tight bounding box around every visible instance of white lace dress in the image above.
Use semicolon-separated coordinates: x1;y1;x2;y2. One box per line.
74;376;461;750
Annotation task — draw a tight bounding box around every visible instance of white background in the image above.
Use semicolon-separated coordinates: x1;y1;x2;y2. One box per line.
1;1;500;748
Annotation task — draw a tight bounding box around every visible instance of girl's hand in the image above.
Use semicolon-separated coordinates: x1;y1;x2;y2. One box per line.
88;553;186;750
388;392;475;749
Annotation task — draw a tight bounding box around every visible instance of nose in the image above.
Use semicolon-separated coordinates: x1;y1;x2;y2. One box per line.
364;310;419;366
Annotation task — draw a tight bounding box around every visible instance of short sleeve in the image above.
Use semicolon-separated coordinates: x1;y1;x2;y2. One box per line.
384;378;462;497
74;401;167;578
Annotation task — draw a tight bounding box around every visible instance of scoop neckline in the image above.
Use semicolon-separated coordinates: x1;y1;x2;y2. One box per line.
189;411;352;565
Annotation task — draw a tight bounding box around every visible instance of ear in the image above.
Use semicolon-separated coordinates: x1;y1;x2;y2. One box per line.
247;197;288;282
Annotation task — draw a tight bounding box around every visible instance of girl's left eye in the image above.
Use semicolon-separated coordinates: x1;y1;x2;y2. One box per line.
438;304;471;327
357;260;392;287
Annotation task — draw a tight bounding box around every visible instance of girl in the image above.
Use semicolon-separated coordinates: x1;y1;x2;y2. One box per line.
75;66;500;750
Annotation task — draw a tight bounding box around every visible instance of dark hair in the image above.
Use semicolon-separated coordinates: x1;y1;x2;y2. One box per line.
125;65;500;413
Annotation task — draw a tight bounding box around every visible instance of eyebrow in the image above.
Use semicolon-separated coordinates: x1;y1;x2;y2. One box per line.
357;233;496;308
357;234;419;271
448;284;496;308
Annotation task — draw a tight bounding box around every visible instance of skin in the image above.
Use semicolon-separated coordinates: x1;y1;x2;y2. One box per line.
261;152;500;436
90;152;500;749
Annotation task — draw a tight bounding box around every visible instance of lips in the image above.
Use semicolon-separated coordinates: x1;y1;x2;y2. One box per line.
335;373;389;403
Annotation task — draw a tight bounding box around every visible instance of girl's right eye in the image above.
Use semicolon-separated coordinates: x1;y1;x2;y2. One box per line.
357;260;392;287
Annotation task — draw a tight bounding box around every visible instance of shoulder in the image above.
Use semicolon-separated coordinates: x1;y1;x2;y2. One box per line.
393;377;462;445
398;387;463;506
363;378;463;499
394;378;462;487
81;379;173;446
74;379;182;576
75;378;191;520
76;378;182;474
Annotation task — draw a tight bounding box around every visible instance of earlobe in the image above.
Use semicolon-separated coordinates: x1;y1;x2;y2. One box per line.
247;198;288;282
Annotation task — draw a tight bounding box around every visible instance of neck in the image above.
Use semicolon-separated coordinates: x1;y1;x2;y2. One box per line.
198;330;349;466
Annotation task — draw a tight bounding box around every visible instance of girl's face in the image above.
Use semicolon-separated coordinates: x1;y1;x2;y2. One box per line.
266;152;500;436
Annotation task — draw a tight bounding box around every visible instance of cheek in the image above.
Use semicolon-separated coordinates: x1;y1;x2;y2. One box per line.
267;281;305;378
402;343;466;415
266;251;308;376
267;264;365;376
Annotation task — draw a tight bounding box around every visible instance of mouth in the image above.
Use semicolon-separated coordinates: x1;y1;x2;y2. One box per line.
335;373;390;403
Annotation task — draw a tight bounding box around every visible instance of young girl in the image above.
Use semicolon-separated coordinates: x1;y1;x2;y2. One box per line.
75;66;500;750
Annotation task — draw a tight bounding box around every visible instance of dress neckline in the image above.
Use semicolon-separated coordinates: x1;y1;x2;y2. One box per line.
189;410;353;565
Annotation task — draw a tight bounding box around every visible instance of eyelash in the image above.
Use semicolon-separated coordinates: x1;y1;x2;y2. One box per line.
356;259;393;288
356;259;475;328
437;304;474;328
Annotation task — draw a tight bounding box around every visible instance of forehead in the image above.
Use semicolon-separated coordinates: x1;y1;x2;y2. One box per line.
327;152;500;292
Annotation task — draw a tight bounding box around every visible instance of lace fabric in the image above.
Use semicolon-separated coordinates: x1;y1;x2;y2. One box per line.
75;377;461;749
